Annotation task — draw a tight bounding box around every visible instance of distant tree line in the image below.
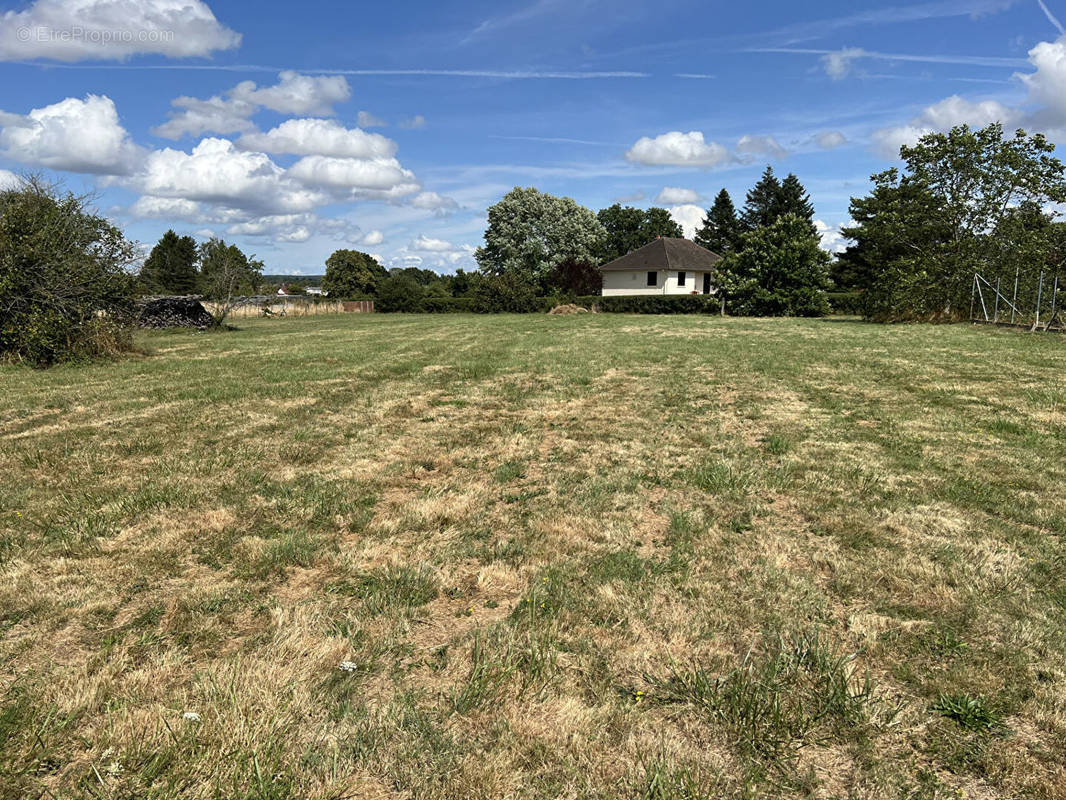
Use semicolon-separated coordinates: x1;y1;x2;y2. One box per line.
319;188;685;311
834;123;1066;320
323;177;830;316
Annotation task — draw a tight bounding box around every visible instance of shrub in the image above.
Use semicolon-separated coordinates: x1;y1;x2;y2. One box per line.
376;275;425;312
0;177;137;365
421;295;475;313
469;273;544;313
573;295;721;314
826;291;865;316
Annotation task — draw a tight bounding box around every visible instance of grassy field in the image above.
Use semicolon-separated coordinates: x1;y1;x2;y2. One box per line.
2;313;1066;799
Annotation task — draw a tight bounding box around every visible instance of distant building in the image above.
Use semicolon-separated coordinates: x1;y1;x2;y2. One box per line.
600;237;721;296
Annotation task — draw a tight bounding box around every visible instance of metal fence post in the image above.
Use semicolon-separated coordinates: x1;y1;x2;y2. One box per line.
1050;275;1060;330
1033;271;1044;332
1011;267;1019;324
993;276;1001;323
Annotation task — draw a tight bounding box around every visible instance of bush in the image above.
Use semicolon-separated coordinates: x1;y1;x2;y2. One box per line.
573;295;721;314
826;291;865;315
421;295;475;313
0;177;137;365
469;273;545;313
375;275;425;312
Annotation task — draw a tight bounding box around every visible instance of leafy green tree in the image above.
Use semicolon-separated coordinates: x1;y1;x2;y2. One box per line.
476;187;605;289
597;203;683;263
641;207;684;239
140;230;198;295
694;189;742;255
375;274;424;312
740;166;783;231
198;238;264;323
323;249;388;298
842;124;1066;319
899;123;1065;315
0;176;137;365
448;268;473;297
720;213;831;317
837;170;952;315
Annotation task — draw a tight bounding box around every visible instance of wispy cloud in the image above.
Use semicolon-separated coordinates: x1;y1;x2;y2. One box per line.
755;47;1029;69
1037;0;1066;33
463;0;565;43
489;134;620;146
13;62;649;79
760;0;1022;45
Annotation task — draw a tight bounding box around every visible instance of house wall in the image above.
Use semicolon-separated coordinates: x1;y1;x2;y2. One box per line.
601;270;714;296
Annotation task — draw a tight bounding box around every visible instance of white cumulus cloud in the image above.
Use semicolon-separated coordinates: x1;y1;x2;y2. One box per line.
132;137;327;216
232;71;351;116
0;0;240;62
286;155;420;200
656;186;700;204
362;229;384;245
401;235;475;267
1018;36;1066;119
0;94;141;174
153;72;352;139
0;169;19;190
626;131;732;167
872;95;1019;158
410;190;459;215
152;94;257;140
667;204;706;238
815;219;851;253
238;119;397;158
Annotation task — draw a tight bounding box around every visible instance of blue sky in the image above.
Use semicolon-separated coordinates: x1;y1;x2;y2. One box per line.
2;0;1066;273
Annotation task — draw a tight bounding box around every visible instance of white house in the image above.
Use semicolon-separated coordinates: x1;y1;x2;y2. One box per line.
600;237;722;296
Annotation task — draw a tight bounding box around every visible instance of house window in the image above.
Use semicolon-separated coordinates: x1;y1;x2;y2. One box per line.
647;271;657;286
678;271;686;287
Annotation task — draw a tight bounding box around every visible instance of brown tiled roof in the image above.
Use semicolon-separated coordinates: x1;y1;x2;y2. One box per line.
598;237;722;272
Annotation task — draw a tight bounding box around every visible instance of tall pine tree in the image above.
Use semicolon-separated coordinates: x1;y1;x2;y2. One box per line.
740;166;783;231
140;230;199;295
694;189;741;255
778;173;817;235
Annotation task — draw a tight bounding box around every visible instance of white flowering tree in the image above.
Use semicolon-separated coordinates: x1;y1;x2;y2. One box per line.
475;187;606;290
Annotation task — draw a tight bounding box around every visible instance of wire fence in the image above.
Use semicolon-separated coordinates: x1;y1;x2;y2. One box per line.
970;271;1064;332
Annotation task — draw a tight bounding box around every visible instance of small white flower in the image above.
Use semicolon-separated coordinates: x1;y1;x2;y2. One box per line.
182;711;201;723
339;660;359;672
105;760;123;776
